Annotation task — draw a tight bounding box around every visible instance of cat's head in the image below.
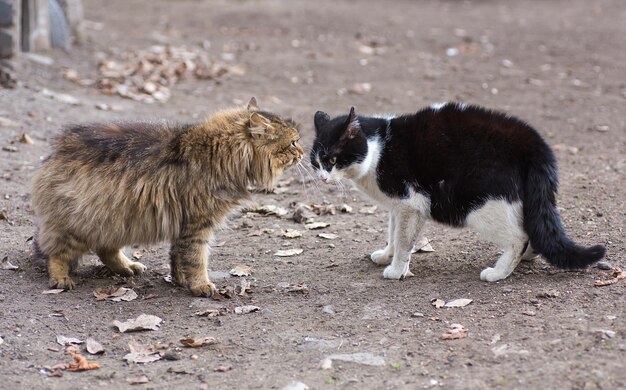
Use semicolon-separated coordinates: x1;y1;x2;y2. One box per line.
310;107;367;183
245;97;304;189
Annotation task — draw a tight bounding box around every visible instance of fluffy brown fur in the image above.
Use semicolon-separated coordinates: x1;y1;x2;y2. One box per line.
32;98;303;297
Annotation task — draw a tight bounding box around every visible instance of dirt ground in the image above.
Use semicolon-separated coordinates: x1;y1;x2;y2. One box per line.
1;0;625;389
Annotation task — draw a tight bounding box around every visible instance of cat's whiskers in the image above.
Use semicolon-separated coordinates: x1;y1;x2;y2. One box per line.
295;161;324;198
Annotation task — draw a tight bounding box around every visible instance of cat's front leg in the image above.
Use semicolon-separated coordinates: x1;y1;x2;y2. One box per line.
170;228;217;298
383;209;425;280
371;211;396;265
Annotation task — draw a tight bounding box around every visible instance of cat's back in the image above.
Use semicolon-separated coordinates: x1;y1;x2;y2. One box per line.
51;120;187;166
413;103;545;147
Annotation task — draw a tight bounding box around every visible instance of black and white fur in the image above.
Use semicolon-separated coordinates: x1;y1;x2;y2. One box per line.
311;103;606;281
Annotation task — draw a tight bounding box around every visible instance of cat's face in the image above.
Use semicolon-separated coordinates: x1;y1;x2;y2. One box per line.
246;100;303;186
310;107;367;183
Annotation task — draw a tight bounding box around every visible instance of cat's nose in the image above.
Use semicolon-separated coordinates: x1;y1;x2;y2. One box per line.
320;176;328;182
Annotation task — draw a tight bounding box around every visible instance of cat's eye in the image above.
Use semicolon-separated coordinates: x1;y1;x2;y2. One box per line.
291;140;297;147
329;157;337;165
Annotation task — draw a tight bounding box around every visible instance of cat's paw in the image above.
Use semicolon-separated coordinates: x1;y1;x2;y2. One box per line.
383;264;412;280
371;249;393;265
480;267;508;282
49;275;75;290
109;261;147;276
189;281;218;299
128;261;147;275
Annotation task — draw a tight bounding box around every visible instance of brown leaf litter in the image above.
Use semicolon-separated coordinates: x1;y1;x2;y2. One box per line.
64;45;244;103
113;314;162;332
180;337;218;348
49;349;101;375
594;268;626;287
441;324;468;340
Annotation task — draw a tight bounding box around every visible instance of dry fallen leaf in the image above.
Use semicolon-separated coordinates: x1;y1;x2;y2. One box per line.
65;351;100;371
42;289;65;295
274;248;304;257
94;286;138;302
291;204;317;223
594;268;626;287
277;282;309;294
194;307;228;317
245;205;288;217
229;264;252;277
318;233;338;240
234;305;260;314
282;229;303;238
359;205;378;214
180;337;217;348
1;256;18;270
85;338;105;355
411;237;435;253
79;45;242;104
441;324;468;340
124;340;163;364
17;134;33;144
311;204;337;216
132;251;143;259
214;285;235;299
444;298;473;308
236;278;253;297
305;222;330;230
113;314;162;333
430;298;445;308
127;376;150;385
56;335;83;346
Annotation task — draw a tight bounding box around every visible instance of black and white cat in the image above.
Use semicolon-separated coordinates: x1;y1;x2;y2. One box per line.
310;103;606;281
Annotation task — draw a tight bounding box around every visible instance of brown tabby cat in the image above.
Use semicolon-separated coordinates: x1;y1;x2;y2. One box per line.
32;98;303;297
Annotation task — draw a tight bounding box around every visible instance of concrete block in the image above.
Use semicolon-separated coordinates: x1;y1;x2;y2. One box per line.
0;29;13;57
0;0;14;27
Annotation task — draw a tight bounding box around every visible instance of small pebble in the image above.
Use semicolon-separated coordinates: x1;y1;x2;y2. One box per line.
596;261;612;270
322;305;335;315
411;312;424;318
319;358;333;370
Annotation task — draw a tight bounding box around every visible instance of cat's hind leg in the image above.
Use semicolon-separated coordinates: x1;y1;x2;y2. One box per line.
44;232;87;289
466;199;527;282
371;211;396;265
97;249;147;276
170;228;217;298
383;209;425;279
521;241;540;261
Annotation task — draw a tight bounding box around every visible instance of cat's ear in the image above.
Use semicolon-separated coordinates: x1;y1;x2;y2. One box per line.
314;111;330;133
247;97;260;112
249;112;271;138
343;106;361;139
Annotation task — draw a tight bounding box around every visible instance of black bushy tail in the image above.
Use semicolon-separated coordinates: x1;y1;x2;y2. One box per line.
523;156;606;269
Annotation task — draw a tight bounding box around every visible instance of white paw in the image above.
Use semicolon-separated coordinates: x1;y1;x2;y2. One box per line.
129;261;147;275
371;248;393;265
383;263;411;280
480;267;507;282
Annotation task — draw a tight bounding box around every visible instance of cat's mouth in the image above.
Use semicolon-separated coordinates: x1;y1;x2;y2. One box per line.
318;170;333;183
